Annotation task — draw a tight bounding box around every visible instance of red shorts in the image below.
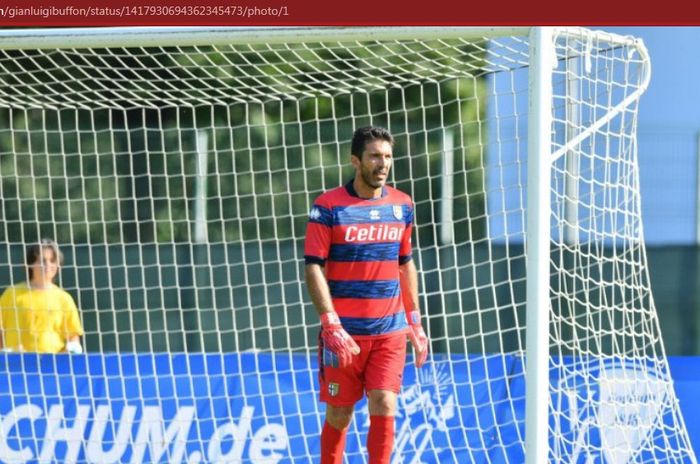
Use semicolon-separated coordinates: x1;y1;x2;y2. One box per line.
318;332;407;407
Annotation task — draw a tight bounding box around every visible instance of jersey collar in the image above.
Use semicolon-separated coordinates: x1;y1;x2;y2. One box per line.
345;180;388;200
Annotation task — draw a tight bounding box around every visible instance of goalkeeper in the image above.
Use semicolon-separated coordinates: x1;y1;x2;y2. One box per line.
304;126;429;464
0;239;84;354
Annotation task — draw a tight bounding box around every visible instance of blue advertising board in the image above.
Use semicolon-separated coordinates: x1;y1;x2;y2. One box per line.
0;353;695;463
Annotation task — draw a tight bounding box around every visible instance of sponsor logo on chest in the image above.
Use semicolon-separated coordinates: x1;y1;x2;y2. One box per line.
344;224;404;242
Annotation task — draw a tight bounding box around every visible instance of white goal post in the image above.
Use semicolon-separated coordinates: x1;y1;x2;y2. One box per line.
0;26;695;464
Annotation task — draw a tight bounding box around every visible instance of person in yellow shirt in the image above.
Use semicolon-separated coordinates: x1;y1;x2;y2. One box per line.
0;239;84;354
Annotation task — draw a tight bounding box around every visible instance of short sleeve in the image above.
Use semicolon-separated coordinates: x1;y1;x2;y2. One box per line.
0;289;9;329
304;197;333;266
61;291;84;336
399;202;414;264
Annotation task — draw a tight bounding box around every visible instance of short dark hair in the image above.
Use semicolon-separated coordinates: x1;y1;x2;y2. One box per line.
350;126;394;158
26;239;63;280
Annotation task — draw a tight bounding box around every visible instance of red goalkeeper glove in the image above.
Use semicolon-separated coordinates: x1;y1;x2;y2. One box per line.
320;312;360;368
407;310;429;368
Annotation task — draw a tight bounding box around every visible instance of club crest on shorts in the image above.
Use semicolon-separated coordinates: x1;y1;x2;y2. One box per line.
393;205;403;220
328;382;340;397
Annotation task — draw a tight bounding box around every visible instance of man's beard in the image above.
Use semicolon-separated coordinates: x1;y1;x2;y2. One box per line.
361;165;386;189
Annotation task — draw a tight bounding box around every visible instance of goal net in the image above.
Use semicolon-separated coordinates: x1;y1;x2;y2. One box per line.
0;26;694;463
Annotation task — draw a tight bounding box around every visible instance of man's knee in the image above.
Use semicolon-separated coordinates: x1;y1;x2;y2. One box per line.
367;390;397;416
326;404;354;429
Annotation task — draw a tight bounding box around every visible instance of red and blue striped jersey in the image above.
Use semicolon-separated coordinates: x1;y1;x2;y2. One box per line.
304;181;414;338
